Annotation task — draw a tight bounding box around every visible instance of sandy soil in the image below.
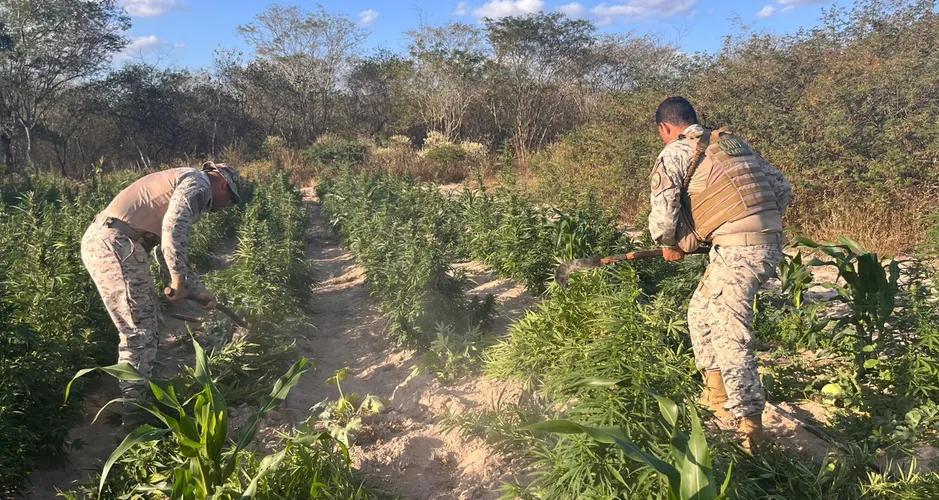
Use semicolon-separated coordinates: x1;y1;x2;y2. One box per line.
255;189;534;498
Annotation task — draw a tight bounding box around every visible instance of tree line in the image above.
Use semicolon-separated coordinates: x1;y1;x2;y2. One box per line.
2;0;938;250
0;0;684;176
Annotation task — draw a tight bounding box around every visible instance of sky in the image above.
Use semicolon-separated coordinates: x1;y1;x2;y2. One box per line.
117;0;854;69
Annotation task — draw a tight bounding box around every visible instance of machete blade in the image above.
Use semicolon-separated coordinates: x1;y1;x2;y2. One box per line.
554;256;602;288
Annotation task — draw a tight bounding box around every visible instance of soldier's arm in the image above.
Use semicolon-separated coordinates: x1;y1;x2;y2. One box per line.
161;174;210;298
759;157;792;215
648;151;686;247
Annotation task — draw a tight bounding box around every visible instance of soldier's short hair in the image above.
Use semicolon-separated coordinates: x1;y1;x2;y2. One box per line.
655;97;698;126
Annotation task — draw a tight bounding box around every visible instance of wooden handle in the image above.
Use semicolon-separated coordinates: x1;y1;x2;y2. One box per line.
599;247;709;265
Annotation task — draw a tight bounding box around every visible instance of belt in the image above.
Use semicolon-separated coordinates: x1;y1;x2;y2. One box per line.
95;214;159;252
711;232;784;247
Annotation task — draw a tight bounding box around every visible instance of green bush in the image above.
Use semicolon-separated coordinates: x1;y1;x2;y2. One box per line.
0;182;120;493
319;172;472;346
420;143;469;183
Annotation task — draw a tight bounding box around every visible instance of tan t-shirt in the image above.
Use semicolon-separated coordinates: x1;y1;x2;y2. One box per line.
102;167;213;295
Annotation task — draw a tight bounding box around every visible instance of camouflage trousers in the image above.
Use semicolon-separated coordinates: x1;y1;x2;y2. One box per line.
688;243;783;418
81;216;162;400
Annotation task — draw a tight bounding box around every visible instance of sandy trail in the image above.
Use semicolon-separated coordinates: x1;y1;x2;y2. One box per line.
260;188;532;499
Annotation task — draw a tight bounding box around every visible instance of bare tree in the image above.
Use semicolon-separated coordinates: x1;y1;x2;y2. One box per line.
0;0;129;170
485;13;597;157
406;21;488;141
237;4;366;141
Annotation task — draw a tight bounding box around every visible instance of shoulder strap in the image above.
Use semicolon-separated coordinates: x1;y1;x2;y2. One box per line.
682;130;711;192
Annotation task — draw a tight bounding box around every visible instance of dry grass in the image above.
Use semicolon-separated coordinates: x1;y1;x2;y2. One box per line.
790;198;927;256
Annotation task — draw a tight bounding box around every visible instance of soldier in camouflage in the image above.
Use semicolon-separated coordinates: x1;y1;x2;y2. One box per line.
648;97;791;451
81;162;244;413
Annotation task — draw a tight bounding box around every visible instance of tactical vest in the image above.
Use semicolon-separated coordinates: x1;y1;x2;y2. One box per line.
676;128;780;249
102;168;201;237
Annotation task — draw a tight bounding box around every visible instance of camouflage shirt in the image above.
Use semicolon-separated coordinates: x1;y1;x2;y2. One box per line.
648;124;792;246
160;169;213;297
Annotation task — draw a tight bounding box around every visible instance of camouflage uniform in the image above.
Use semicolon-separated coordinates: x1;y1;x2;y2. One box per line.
649;124;791;418
81;168;213;399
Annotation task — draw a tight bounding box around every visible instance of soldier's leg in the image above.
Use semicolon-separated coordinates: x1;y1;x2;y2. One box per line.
688;260;720;372
709;244;783;418
690;257;733;420
81;224;160;400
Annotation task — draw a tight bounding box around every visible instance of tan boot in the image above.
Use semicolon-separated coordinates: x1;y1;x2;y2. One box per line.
699;370;733;423
737;415;765;454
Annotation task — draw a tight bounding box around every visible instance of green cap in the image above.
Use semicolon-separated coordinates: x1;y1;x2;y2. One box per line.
202;161;244;204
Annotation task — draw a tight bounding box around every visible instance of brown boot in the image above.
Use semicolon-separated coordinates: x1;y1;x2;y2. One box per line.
737;415;764;454
699;370;733;424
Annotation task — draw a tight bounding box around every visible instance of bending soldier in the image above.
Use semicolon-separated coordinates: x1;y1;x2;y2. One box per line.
81;162;244;421
648;97;792;451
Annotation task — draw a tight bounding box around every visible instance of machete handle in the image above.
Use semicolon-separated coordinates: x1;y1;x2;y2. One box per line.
600;247;709;265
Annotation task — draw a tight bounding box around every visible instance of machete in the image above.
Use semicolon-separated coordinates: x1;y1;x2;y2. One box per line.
555;247;709;288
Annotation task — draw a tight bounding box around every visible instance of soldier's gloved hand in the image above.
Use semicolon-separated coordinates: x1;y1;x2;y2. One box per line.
662;246;685;262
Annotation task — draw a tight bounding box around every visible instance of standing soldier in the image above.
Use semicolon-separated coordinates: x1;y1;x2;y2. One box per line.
81;162;244;418
648;97;791;451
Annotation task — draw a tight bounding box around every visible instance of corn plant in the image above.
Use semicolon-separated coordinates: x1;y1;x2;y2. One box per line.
312;368;386;447
526;390;732;500
795;236;901;383
64;337;310;499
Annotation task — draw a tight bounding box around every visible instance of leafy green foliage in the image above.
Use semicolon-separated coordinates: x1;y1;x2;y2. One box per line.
527;392;732;500
0;177;125;493
319;171;472;346
796;236;900;384
312;368;386;447
303;138;369;170
207;170;314;324
65;339;311;499
459;169;623;292
61;340;371;499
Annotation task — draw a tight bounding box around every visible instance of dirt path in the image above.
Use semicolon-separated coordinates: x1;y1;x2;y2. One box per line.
249;189;533;499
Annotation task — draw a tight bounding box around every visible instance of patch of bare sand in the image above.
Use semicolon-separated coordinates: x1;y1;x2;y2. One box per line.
249;189;536;499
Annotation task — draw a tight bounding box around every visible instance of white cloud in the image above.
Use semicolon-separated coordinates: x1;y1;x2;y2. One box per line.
126;35;163;53
782;5;795;12
120;0;183;18
473;0;544;19
358;9;379;25
558;2;585;16
757;4;776;17
117;35;185;62
456;1;469;15
591;0;697;24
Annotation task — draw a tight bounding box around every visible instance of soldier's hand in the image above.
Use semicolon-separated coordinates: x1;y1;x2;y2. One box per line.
662;246;685;262
164;278;188;302
199;291;218;311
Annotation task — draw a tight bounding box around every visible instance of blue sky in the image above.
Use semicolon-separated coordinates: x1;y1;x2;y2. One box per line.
117;0;853;69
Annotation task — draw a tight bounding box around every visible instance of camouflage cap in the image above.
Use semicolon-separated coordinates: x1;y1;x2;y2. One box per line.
202;161;244;205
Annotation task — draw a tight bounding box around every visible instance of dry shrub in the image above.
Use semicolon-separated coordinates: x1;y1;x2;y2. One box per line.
793;194;927;256
366;132;490;183
238;159;278;182
265;136;317;186
368;135;417;176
